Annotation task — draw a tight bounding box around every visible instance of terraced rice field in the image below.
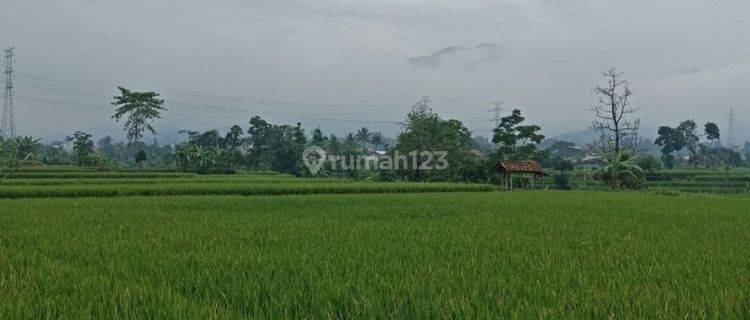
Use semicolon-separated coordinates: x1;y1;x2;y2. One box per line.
0;168;496;198
1;166;749;318
539;168;750;193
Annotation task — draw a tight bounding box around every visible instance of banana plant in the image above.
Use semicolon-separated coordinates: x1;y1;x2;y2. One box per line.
596;147;646;189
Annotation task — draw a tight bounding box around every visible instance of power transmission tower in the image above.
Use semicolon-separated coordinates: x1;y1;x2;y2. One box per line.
2;47;15;138
727;108;736;148
487;101;504;128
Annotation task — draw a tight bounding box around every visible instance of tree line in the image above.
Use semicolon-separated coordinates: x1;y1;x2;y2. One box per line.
1;69;748;189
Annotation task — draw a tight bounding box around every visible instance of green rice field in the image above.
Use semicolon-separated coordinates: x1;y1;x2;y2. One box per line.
539;167;750;193
1;167;749;318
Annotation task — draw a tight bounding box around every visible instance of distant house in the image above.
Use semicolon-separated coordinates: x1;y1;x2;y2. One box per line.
495;160;548;191
469;149;484;158
580;155;607;169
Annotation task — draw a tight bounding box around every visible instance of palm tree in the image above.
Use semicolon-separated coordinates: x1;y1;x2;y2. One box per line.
355;127;372;152
344;132;357;148
370;132;384;152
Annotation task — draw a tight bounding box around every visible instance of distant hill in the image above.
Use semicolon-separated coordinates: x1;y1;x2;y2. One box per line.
547;129;599;146
544;128;660;154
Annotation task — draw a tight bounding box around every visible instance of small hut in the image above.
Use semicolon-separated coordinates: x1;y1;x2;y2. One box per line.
496;160;548;191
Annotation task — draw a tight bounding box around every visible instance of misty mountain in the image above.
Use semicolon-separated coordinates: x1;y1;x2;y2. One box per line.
549;128;600;146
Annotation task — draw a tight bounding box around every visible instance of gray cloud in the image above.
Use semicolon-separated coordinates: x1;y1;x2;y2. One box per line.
1;0;749;142
408;43;504;69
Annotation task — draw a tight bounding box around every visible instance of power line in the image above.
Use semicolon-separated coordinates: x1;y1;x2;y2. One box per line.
13;68;411;124
14;74;493;125
728;108;736;148
17;63;516;125
15;64;402;111
12;61;510;134
2;47;15;137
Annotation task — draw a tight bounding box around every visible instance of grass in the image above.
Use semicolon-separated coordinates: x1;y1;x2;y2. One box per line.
1;191;748;318
0;181;497;198
537;168;750;194
0;168;497;198
1;166;748;317
0;172;199;179
0;176;328;186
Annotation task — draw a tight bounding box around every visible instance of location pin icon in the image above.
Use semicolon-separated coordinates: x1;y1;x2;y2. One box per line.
302;146;327;175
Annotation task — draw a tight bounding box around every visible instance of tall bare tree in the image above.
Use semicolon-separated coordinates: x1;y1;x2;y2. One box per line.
591;67;639;153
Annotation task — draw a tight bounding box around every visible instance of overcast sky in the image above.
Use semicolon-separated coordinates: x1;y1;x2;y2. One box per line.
1;0;748;144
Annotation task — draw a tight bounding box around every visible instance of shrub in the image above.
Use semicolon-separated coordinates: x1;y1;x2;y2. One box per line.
632;154;663;174
554;174;571;190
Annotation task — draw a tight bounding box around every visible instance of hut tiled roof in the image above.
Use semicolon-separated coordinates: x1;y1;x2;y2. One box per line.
498;160;548;175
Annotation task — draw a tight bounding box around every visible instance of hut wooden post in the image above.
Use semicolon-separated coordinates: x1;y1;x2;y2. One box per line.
509;172;513;191
498;160;547;191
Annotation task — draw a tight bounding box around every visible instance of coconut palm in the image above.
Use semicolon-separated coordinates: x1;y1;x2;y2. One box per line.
355;127;372;152
344;132;357;148
370;132;384;152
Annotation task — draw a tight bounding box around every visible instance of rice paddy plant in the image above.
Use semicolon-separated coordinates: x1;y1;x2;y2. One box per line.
1;192;748;318
0;181;498;198
0;176;329;186
1;172;200;179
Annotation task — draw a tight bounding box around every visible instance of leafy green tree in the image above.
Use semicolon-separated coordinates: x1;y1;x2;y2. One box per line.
631;154;663;174
491;109;545;161
327;134;340;155
311;128;328;147
245;116;307;175
655;126;685;169
677;120;700;166
292;122;307;145
39;142;70;165
395;97;474;181
552;157;575;190
713;147;744;167
135;150;148;165
553;157;575;175
545;140;583;162
0;136;18;167
0;136;42;166
173;126;245;173
224;125;244;150
68;131;95;166
224;125;245;167
88;151;113;168
97;136;115;158
246;116;272;168
704;122;720;147
111;87;167;160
